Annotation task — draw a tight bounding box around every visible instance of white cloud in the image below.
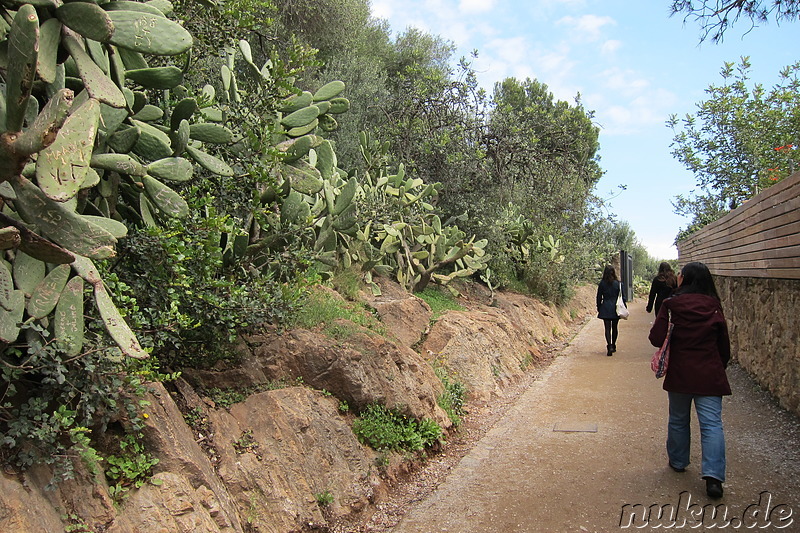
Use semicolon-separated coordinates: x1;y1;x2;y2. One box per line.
371;0;394;20
459;0;496;14
599;67;650;96
556;14;616;42
601;39;622;55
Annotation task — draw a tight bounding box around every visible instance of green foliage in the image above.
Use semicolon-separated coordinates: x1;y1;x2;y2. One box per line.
434;366;465;426
291;287;385;336
233;429;261;456
330;267;364;300
63;513;93;533
668;58;800;237
315;490;334;506
111;193;305;368
416;286;465;319
352;404;441;452
0;323;157;485
204;379;296;408
105;432;160;502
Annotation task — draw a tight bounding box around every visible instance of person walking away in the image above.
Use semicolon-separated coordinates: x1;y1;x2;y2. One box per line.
646;262;678;316
596;265;625;357
648;261;731;499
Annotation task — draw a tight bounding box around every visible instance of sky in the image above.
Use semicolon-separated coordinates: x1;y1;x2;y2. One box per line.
368;0;798;259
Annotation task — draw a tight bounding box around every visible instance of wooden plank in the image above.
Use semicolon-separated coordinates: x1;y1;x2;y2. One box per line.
677;170;800;279
696;246;800;266
682;199;800;253
689;171;800;236
685;235;800;263
711;267;800;279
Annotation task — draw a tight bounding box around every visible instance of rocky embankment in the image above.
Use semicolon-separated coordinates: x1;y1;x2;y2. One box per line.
0;279;595;532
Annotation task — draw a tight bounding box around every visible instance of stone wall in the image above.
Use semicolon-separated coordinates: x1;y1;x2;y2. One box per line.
716;276;800;417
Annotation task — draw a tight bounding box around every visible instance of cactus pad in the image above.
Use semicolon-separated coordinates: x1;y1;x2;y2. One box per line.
147;157;193;182
313;80;345;102
107;10;192;56
55;276;85;356
56;2;115;43
126;66;184;89
5;5;39;133
27;263;71;319
36;98;101;202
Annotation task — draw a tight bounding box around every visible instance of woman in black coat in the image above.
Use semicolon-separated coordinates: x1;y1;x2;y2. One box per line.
647;262;678;316
596;265;625;356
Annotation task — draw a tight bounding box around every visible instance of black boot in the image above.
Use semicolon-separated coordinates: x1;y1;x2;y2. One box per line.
705;477;723;498
611;344;617;353
606;344;613;356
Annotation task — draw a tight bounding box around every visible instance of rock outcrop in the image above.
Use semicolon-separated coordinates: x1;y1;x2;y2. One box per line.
0;280;596;532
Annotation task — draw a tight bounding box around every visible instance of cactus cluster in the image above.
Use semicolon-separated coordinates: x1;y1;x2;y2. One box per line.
0;1;233;357
198;38;488;296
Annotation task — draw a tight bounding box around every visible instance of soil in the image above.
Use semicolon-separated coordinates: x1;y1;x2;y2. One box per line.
332;298;800;532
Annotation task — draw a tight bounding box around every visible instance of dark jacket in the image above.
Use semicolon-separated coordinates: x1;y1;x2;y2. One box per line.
646;277;676;315
596;280;624;320
649;293;731;396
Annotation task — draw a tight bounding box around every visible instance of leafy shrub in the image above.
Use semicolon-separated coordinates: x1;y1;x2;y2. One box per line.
0;323;159;485
105;432;160;502
352;404;441;452
111;194;306;368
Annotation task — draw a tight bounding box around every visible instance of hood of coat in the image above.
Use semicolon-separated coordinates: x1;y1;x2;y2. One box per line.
664;292;723;325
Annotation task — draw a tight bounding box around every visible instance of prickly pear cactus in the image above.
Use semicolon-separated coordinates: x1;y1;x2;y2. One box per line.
212;39;488;294
0;1;229;357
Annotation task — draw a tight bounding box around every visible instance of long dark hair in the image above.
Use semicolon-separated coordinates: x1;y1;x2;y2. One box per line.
602;265;617;284
675;262;720;301
656;261;678;287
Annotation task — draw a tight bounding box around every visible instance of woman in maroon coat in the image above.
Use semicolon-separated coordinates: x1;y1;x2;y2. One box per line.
649;262;731;499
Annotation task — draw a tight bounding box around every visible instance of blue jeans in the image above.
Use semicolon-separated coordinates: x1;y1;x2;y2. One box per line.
667;392;726;482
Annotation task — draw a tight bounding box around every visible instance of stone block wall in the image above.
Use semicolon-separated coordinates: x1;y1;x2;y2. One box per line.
716;276;800;417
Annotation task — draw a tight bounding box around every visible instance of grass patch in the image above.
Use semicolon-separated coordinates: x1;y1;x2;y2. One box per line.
330;268;363;300
293;288;385;337
417;286;465;319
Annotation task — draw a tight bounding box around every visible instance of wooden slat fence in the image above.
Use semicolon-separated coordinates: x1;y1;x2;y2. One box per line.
677;170;800;279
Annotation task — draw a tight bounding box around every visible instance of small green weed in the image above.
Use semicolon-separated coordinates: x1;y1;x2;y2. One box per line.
315;490;334;506
434;367;465;426
63;513;92;533
417;286;465;319
183;407;204;427
105;433;160;503
352;404;442;452
205;379;292;408
375;453;390;469
234;430;262;459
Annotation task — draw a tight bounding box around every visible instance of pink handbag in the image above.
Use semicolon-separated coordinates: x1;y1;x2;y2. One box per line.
651;312;673;378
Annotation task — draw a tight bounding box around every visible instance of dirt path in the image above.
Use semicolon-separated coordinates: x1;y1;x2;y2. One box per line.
389;298;800;532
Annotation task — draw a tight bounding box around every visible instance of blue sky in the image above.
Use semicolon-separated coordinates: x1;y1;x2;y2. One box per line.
369;0;798;259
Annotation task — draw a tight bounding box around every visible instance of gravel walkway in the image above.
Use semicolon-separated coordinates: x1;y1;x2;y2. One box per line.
337;298;800;532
